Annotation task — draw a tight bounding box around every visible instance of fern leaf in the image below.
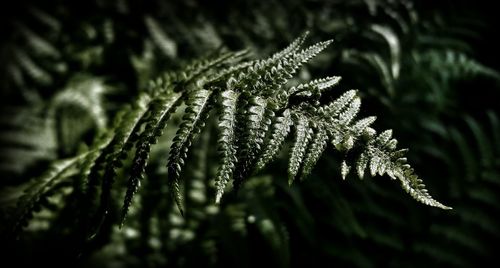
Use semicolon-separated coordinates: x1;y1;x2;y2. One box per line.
234;96;268;189
376;129;393;146
78;130;116;196
362;130;451;209
395;165;451;209
352;116;377;136
323;91;360;151
101;93;153;167
268;39;334;96
294;39;334;65
93;93;153;225
288;115;312;185
82;108;128;195
214;89;239;203
290;76;342;97
291;77;449;209
8;32;454;237
369;153;383;177
300;127;329;180
341;160;351;180
356;152;369;179
168;89;213;214
238;38;333;98
247;97;270;158
321;90;358;118
100;94;151;169
270;31;309;60
180;50;249;86
338;96;361;125
121;92;181;225
255;109;293;172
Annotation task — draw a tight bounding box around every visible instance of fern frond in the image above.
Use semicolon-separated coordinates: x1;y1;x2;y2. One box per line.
360;130;451;209
321;90;360;149
417;49;500;81
234;96;268;189
396;165;451;209
300;127;329;180
179;50;249;86
338;96;361;125
82;108;128;195
7;32;452;240
270;31;309;60
321;89;358;119
236;38;333;98
356;151;369;179
255;109;293;172
280;74;448;209
92;94;153;224
290;76;342;97
215;89;240;203
168;89;213;214
288;115;312;185
352;116;377;136
121;92;182;225
293;39;334;66
341;160;351;180
273;40;334;96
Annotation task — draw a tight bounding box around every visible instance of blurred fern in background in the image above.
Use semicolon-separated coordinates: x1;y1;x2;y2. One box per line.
1;0;499;267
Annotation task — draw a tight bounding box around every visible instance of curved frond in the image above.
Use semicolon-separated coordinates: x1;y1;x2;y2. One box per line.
288;115;312;185
300;127;329;180
361;130;451;209
121;92;182;225
255;109;293;172
234;96;268;189
214;89;240;203
167;89;213;214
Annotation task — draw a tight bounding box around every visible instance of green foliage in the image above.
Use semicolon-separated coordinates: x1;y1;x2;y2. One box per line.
3;33;449;242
